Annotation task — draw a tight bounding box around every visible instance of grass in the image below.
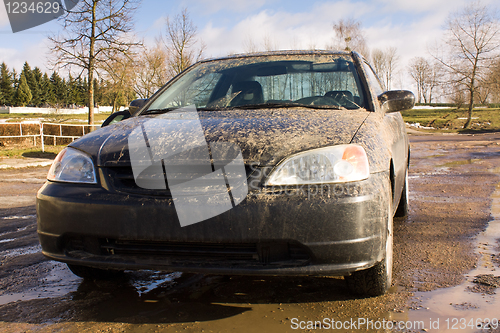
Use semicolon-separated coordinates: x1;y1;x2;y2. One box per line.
401;107;500;133
0;145;65;159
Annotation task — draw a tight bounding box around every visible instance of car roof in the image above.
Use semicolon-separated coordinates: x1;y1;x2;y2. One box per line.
198;50;356;64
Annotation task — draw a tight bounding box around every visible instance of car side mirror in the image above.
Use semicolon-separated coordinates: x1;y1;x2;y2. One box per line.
378;90;415;113
101;110;131;127
128;98;148;115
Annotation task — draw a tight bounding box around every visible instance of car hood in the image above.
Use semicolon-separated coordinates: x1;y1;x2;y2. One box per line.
69;108;369;167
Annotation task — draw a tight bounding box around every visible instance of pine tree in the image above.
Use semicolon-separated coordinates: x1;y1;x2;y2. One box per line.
31;67;43;106
67;74;76;105
75;77;86;105
21;62;40;106
93;79;102;107
12;69;18;97
50;71;66;106
0;62;14;105
15;72;32;106
39;73;53;106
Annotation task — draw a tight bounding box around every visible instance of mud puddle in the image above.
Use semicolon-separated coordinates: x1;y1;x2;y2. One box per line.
0;263;81;305
399;170;500;332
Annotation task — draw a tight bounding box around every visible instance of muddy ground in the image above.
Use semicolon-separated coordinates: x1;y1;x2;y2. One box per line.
0;132;500;332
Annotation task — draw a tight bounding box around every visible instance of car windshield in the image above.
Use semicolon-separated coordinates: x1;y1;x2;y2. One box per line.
143;53;366;113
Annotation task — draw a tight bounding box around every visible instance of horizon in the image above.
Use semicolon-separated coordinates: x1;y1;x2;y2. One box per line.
0;0;498;93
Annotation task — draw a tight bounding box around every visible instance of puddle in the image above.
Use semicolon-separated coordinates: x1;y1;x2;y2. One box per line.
0;227;29;238
409;169;451;179
411;195;475;204
131;271;183;296
0;238;15;243
0;263;81;306
398;172;500;332
0;244;41;258
0;265;186;306
438;159;482;168
422;154;446;159
1;215;37;220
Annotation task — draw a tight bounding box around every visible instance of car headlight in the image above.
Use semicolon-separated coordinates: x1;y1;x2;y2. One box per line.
265;144;369;185
47;147;97;184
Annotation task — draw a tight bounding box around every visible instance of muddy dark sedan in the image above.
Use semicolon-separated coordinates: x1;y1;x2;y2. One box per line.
37;50;414;297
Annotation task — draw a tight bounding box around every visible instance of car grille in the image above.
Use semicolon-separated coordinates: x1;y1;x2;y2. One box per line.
66;237;311;267
104;166;170;196
103;164;257;197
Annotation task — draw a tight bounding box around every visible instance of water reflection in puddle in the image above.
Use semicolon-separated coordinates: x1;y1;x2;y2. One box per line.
131;271;182;296
0;244;41;258
0;261;184;307
393;173;500;332
0;263;81;305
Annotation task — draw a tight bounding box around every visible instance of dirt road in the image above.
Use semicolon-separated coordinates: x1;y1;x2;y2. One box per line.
1;132;499;332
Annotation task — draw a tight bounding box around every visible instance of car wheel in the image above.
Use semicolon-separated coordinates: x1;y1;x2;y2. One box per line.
67;264;124;280
394;169;409;217
345;203;393;297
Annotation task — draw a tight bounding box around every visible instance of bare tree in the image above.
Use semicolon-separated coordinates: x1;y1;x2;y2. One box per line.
241;34;280;53
408;57;428;103
134;41;170;99
263;34;279;52
49;0;141;125
487;58;500;102
371;49;386;89
163;8;205;77
332;18;369;57
243;36;259;53
101;54;136;113
432;1;500;128
371;47;399;90
408;57;441;103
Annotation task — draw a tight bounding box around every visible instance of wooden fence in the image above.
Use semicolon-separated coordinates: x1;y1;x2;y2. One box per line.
0;122;100;152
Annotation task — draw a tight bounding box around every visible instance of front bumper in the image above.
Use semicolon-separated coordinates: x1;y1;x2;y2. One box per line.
36;171;391;276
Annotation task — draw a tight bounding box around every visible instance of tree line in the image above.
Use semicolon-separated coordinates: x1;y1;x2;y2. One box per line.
0;61;134;110
4;1;498;129
330;2;500;129
0;5;202;115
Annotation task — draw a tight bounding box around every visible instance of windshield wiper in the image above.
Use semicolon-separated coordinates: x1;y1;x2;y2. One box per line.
233;102;343;110
141;108;177;115
142;102;345;114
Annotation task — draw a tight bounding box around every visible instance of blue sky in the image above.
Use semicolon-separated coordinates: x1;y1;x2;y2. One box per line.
0;0;496;88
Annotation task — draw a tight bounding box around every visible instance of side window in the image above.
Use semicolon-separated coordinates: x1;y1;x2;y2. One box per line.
362;62;385;96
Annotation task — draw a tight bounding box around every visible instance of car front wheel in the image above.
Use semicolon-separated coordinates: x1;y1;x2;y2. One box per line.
345;203;393;297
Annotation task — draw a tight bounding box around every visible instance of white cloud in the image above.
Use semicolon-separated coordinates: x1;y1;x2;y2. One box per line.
0;2;10;29
374;0;469;14
0;38;51;72
200;10;331;56
199;1;379;57
196;0;471;92
184;0;271;15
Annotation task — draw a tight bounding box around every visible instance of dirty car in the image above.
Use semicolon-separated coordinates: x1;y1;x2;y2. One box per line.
36;50;414;297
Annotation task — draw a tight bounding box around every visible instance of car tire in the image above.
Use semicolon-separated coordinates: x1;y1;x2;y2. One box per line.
67;264;124;280
394;169;409;217
345;203;393;297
